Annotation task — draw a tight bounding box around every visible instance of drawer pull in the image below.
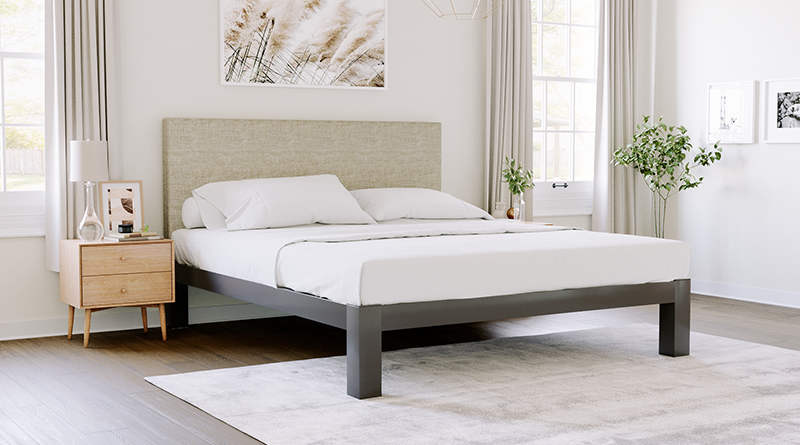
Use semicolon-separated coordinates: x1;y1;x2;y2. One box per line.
120;288;128;294
119;256;127;261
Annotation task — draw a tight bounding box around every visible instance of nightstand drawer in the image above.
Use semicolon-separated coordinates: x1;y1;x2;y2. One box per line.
82;243;172;276
82;272;173;307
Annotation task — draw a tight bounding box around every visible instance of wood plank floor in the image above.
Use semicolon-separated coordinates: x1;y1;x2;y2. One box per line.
0;294;798;444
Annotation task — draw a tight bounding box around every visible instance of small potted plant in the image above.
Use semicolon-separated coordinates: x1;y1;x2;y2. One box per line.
613;115;722;238
501;156;535;221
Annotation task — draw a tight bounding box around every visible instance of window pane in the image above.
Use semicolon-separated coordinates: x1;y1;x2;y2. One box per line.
532;80;544;128
574;132;594;181
542;24;566;77
531;0;538;21
531;132;543;180
4;58;44;124
574;82;596;131
542;0;566;23
571;0;596;25
546;81;571;130
0;0;45;53
5;126;44;190
570;26;595;78
546;132;571;181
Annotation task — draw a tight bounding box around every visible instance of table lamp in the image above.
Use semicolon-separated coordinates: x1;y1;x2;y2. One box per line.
69;140;109;241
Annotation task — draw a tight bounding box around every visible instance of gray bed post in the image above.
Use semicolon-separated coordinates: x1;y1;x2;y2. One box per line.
658;278;691;357
346;305;383;399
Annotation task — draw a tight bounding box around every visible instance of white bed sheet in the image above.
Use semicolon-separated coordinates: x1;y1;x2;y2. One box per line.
172;220;690;306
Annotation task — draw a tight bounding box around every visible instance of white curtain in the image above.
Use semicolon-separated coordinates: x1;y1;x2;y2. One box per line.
45;0;120;271
591;0;657;235
485;0;532;218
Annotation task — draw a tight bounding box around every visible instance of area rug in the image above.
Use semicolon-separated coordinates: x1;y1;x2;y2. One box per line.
146;324;800;444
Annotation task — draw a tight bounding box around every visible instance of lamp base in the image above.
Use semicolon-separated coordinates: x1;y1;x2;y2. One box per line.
78;181;104;241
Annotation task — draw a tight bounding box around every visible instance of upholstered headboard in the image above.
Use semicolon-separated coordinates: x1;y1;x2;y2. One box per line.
163;118;442;236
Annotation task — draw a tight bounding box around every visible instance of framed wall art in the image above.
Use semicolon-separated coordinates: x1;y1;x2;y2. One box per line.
707;80;756;144
220;0;387;89
99;180;143;235
764;78;800;143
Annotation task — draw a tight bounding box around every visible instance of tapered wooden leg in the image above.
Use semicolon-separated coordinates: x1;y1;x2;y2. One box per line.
67;306;75;340
141;307;148;333
84;309;92;348
159;304;167;341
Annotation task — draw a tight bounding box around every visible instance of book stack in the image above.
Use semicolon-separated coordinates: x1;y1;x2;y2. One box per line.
104;231;163;242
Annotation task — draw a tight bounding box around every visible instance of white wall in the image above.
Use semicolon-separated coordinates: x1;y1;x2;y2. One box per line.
655;0;800;308
0;0;490;339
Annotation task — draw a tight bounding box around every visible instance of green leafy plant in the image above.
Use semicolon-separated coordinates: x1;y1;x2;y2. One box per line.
613;116;722;238
501;156;535;196
140;224;149;232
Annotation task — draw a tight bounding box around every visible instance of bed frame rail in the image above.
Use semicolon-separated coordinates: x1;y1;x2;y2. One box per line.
171;265;690;399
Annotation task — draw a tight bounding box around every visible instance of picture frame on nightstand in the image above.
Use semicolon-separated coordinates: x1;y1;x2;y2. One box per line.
99;180;144;236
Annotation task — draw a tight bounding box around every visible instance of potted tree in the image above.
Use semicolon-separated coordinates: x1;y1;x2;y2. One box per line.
501;156;535;221
613;116;722;238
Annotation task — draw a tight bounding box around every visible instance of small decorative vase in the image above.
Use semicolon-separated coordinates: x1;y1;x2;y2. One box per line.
507;194;525;222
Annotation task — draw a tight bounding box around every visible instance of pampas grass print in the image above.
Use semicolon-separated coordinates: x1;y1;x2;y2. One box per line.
223;0;385;87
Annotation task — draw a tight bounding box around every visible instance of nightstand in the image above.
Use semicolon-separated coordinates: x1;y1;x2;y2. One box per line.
59;238;175;347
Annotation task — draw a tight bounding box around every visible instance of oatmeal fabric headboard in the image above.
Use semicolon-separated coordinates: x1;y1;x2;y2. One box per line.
163;118;442;236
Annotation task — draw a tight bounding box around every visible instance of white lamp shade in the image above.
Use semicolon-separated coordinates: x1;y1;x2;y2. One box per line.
69;140;109;183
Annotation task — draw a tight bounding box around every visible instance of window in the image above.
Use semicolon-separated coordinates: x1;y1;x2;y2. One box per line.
0;0;45;237
530;0;598;216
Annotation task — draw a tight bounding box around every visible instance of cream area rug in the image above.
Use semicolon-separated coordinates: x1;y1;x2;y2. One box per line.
146;325;800;444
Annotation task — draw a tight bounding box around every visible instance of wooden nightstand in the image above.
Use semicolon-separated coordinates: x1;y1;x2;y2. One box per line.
59;238;175;347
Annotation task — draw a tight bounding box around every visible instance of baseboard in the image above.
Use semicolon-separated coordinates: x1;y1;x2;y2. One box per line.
692;280;800;310
0;303;286;342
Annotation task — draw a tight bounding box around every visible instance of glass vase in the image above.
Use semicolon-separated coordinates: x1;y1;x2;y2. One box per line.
511;194;525;222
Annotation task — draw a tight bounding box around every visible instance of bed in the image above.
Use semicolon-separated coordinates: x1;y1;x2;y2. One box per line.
163;118;691;399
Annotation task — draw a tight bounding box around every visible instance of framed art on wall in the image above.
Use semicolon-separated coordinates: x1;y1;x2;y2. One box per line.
707;81;756;144
764;78;800;143
99;181;144;235
220;0;387;89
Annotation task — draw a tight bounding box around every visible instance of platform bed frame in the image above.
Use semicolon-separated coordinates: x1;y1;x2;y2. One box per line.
163;118;690;399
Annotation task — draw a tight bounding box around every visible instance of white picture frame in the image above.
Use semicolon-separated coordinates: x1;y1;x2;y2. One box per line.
219;0;387;89
764;78;800;143
707;81;756;144
99;180;144;236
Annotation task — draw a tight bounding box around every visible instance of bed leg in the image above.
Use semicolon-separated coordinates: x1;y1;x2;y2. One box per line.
346;305;382;399
168;282;189;329
659;279;690;357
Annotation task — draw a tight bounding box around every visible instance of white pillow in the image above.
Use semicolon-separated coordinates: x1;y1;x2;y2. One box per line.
181;197;205;228
190;193;229;230
350;188;493;222
192;174;376;230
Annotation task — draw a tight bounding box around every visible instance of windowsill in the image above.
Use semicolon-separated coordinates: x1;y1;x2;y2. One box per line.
0;191;46;238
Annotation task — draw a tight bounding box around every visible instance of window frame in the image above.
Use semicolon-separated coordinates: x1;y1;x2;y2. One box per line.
529;0;599;217
0;4;47;238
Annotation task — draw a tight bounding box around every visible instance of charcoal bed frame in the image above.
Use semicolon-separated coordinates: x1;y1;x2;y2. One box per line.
163;118;690;399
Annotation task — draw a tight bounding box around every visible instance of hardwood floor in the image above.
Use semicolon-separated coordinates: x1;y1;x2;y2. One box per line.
0;294;798;444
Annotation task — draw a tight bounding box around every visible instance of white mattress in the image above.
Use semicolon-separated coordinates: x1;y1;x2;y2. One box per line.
172;220;690;306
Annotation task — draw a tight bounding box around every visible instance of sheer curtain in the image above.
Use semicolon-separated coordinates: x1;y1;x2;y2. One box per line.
485;0;532;218
45;0;120;271
592;0;657;235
